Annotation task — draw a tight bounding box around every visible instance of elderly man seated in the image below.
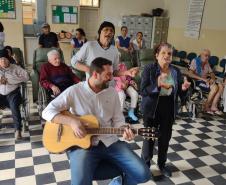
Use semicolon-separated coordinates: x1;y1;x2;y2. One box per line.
189;49;223;115
39;50;80;98
0;49;29;139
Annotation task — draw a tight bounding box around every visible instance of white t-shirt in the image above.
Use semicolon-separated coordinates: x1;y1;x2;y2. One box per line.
71;40;119;79
132;39;146;50
42;81;125;147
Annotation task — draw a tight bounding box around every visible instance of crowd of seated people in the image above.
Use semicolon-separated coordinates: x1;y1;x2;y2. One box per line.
1;21;225;140
35;22;226;121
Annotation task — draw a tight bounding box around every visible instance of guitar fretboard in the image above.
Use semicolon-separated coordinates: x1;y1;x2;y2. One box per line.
86;127;138;135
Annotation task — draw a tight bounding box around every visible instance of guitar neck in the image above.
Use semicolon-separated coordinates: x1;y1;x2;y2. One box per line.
86;127;138;135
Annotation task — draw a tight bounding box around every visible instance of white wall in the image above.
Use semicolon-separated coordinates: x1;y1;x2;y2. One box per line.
165;0;226;57
46;0;80;64
99;0;165;35
0;0;24;52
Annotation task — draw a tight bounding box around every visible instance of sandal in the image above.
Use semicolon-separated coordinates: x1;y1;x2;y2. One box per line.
213;110;223;116
205;110;215;115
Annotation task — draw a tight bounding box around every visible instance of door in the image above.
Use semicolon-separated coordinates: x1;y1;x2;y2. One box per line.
79;7;99;41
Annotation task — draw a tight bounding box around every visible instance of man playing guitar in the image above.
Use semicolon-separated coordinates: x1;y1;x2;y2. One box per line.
42;57;151;185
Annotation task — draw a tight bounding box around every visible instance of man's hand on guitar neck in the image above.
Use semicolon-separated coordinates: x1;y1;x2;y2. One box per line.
122;125;135;141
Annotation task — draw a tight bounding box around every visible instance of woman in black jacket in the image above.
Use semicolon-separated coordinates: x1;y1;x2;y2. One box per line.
141;43;190;177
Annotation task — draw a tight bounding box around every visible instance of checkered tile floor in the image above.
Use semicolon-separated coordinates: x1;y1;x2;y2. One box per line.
0;83;226;185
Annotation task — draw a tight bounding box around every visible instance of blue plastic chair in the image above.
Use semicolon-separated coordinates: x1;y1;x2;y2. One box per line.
176;50;187;67
215;59;226;78
208;56;219;69
187;52;197;63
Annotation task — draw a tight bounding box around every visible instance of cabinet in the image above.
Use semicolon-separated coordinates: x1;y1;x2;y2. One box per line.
151;17;169;48
121;16;169;49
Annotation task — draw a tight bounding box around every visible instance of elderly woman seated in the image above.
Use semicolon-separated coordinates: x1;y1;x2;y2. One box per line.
39;50;80;98
0;48;29;139
189;49;224;115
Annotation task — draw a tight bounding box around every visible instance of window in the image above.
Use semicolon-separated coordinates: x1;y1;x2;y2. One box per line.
22;0;36;25
80;0;99;7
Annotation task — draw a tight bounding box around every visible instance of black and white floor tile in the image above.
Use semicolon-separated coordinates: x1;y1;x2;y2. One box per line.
0;82;226;185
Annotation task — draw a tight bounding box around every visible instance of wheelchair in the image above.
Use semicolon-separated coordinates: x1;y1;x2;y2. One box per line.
0;47;30;133
30;47;64;119
176;73;224;119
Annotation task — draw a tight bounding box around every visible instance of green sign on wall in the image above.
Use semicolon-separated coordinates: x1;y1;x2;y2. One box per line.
0;0;16;19
52;5;78;24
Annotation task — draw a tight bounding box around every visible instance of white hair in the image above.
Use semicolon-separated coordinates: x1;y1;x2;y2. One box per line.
47;50;60;60
201;49;211;55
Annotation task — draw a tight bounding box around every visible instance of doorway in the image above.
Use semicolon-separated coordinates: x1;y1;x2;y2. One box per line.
79;7;99;41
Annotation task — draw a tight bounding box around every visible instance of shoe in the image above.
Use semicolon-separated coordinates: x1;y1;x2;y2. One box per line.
159;165;172;177
15;130;22;140
182;105;187;112
128;109;138;121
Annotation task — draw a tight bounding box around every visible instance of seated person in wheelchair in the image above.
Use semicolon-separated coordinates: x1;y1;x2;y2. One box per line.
189;49;223;115
0;48;29;139
114;62;139;122
40;50;80;98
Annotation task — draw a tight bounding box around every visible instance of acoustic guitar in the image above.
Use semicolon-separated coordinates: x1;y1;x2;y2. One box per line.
43;114;158;153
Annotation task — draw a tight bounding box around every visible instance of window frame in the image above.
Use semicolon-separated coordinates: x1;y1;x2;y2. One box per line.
80;0;100;8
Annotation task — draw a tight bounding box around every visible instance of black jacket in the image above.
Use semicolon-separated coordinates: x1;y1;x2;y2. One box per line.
140;62;184;119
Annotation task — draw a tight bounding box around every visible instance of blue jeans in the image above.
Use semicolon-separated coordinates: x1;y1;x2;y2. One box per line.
0;88;22;131
68;140;151;185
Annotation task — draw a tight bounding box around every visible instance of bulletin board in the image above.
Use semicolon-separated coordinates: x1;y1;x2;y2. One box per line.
0;0;16;19
52;5;78;24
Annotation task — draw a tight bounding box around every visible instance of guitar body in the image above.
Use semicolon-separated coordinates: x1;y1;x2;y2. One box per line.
43;115;99;153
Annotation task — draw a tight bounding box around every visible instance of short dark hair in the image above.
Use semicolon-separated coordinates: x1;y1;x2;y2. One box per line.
0;22;4;32
98;21;115;35
136;31;143;36
0;48;9;59
76;28;86;37
90;57;112;76
4;45;13;54
121;26;128;30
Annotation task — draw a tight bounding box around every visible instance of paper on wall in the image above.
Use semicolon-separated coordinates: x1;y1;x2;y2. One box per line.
53;16;60;23
70;14;77;23
64;13;71;23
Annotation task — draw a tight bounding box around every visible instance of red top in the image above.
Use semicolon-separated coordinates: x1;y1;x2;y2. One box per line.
40;62;80;92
